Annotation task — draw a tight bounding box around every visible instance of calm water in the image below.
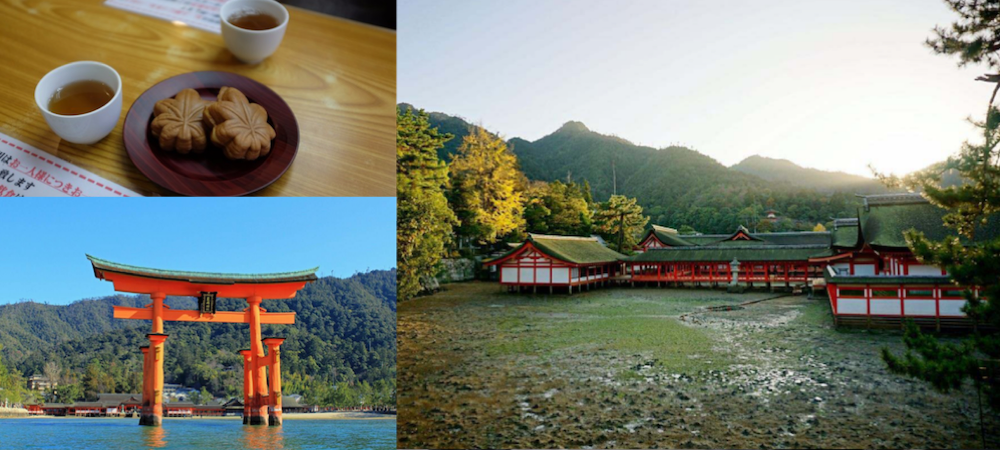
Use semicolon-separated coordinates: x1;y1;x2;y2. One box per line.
0;418;396;450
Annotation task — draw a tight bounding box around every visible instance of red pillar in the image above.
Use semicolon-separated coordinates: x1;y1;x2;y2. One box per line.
141;333;168;426
139;346;150;422
151;292;166;334
240;349;253;424
263;337;285;426
247;296;268;425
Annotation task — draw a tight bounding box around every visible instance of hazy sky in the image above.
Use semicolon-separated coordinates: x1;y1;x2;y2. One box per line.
0;198;395;305
399;0;993;177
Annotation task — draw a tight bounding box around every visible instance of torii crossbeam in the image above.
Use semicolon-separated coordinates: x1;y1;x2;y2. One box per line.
87;255;318;427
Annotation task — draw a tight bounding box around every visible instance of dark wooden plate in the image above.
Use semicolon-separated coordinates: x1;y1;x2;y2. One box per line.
123;71;299;196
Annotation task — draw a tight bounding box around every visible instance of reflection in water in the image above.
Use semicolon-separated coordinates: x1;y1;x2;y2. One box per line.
0;417;393;450
142;426;168;448
242;425;284;450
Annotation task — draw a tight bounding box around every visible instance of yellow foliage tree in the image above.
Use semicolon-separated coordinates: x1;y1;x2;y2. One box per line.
812;223;827;232
449;126;526;245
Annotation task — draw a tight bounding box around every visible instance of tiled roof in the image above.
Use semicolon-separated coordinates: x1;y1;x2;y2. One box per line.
859;196;1000;249
88;255;319;284
629;245;832;262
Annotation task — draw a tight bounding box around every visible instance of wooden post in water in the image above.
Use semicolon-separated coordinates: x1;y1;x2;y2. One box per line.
139;346;150;422
246;296;268;425
263;338;285;426
140;333;168;426
240;349;253;424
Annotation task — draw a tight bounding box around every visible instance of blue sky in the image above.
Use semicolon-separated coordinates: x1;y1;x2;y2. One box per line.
400;0;992;177
0;198;395;305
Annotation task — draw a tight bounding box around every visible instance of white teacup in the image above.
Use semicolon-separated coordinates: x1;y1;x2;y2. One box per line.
220;0;289;64
34;61;123;145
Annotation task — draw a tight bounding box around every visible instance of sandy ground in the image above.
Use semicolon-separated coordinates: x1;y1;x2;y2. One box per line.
398;282;1000;449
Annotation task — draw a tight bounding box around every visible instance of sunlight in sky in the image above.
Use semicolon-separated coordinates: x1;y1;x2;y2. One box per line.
399;0;992;177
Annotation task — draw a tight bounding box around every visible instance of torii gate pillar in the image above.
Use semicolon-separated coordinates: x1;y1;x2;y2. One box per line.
139;333;168;426
264;337;286;426
240;349;253;424
247;296;268;425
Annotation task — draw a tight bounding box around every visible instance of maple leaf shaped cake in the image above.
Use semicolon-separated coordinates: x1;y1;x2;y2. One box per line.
203;86;276;161
150;88;210;154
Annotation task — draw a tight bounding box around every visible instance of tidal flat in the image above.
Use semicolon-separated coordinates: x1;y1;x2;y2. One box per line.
398;282;999;449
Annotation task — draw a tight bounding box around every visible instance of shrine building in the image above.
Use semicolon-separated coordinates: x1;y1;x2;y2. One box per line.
486;194;995;329
482;234;626;294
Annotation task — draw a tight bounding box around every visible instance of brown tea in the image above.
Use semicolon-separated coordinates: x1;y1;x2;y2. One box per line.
229;11;280;30
48;80;114;116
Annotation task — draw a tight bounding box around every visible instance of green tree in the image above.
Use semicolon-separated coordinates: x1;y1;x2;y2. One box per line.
188;389;202;405
524;180;592;236
678;225;697;235
0;344;28;404
449;126;526;245
593;195;649;253
54;381;84;404
881;0;1000;413
397;106;457;301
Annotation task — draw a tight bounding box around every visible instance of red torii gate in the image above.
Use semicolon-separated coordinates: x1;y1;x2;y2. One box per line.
87;255;317;427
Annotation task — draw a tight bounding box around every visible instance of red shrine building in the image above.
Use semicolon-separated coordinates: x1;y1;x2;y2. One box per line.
487;194;993;329
482;234;626;294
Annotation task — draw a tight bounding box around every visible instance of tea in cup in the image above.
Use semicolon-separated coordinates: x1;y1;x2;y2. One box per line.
34;61;123;145
220;0;289;64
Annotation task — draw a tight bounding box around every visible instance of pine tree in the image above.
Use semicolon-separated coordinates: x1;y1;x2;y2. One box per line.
449;126;526;245
397;106;457;301
593;195;649;253
881;0;1000;411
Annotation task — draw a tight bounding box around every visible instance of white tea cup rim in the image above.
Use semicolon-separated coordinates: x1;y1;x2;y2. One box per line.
221;0;289;33
35;61;122;119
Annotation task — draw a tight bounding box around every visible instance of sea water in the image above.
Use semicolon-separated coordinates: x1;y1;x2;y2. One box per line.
0;417;395;449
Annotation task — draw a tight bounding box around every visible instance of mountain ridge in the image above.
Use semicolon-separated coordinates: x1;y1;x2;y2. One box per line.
400;103;897;232
730;155;886;193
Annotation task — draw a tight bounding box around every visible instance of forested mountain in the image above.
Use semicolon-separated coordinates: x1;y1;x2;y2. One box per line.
0;270;396;405
403;103;900;233
730;155;890;193
397;103;478;162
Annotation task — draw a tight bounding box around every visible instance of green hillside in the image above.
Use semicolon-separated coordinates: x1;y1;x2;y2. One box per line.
403;103;899;233
0;270;396;405
731;155;890;193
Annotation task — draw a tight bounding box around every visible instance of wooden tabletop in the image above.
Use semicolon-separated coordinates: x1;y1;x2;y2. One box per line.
0;0;395;196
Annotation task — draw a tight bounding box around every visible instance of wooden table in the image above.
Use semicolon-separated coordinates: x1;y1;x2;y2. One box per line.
0;0;395;196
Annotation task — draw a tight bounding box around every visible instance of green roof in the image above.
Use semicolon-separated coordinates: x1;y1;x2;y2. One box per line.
754;232;831;246
823;266;951;286
859;195;1000;249
665;230;830;247
527;234;625;265
831;224;859;248
628;245;832;263
643;226;695;247
486;234;625;266
678;234;726;245
87;255;319;284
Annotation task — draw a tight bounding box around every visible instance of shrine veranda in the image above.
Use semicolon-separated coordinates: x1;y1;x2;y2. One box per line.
483;193;998;329
88;255;318;427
